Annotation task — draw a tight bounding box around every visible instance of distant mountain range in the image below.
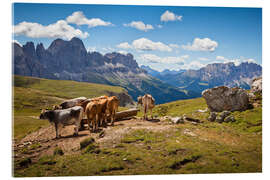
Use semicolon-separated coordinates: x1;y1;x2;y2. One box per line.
13;37;261;104
13;37;195;104
141;62;262;94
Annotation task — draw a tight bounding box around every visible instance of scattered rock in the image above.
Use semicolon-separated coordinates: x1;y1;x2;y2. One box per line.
251;77;262;93
202;86;250;112
224;116;235;123
183;129;196;137
171;117;184;124
220;111;231;120
183;115;201;123
197;108;208;113
216;117;223;123
208;112;217;122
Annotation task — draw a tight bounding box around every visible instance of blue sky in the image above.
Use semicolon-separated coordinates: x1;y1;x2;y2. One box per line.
13;3;262;71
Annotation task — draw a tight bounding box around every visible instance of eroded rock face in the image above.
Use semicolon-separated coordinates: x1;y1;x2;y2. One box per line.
251;77;262;93
202;86;250;112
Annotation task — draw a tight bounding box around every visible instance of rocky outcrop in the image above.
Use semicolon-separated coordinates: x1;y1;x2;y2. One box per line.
251;77;262;93
106;91;134;107
202;86;250;112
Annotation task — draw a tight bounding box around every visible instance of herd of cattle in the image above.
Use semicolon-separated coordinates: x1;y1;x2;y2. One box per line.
39;94;155;139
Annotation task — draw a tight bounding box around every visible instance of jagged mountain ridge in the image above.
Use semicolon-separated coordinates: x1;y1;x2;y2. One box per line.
142;62;262;94
13;37;193;104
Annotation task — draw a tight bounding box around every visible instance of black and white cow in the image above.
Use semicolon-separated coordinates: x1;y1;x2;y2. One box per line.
40;106;83;138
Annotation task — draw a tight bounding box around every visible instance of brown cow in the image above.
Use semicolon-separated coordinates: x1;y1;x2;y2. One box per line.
77;96;108;131
85;101;98;132
106;96;119;126
137;94;155;120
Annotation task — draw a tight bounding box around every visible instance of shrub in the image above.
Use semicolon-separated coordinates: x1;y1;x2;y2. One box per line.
80;137;95;149
53;147;64;156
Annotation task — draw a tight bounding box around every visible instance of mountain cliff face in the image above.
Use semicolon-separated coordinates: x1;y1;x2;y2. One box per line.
142;62;262;94
12;38;191;104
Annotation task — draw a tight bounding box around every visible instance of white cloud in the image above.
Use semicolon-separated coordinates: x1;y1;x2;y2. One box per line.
161;10;182;22
13;20;89;40
116;42;132;49
140;54;188;64
157;24;163;28
132;38;172;52
87;47;97;52
245;58;257;64
124;21;154;32
182;38;218;52
198;57;209;61
117;38;172;52
66;11;112;28
181;61;206;70
169;43;180;48
216;56;258;66
12;39;22;46
118;50;128;55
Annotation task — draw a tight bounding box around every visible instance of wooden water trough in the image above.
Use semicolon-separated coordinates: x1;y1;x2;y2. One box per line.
80;108;140;125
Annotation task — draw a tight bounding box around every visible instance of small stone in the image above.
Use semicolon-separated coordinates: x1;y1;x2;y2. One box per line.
224;116;235;123
208;112;217;122
171;117;184;124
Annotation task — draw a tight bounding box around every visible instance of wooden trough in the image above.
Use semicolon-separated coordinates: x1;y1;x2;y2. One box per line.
80;108;140;125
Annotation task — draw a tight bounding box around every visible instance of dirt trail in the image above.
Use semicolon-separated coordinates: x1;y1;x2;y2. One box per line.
13;117;173;162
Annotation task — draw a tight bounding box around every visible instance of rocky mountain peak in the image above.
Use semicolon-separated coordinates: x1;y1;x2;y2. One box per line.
22;42;36;58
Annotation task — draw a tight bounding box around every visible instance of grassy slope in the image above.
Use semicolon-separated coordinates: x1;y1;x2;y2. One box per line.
13;75;126;140
14;97;262;176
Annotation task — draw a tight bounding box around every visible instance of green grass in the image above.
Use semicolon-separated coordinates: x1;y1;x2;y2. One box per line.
13;77;262;176
14;126;261;176
13;75;128;140
13;116;49;140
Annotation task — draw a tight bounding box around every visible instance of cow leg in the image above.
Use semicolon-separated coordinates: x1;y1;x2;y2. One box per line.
111;110;115;126
144;106;147;120
54;123;59;139
87;117;92;133
94;114;98;132
73;120;80;136
103;114;107;128
150;109;153;120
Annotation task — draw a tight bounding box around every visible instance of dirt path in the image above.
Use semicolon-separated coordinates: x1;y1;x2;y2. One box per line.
13;117;173;162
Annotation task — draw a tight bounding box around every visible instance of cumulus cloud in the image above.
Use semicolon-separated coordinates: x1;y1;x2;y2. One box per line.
117;38;172;52
116;42;132;49
124;21;154;32
118;50;128;55
66;11;112;28
157;24;163;28
132;38;172;52
198;57;209;61
161;10;182;22
169;43;180;48
182;38;218;52
13;20;89;40
140;54;189;64
181;61;206;70
87;47;97;52
216;56;258;66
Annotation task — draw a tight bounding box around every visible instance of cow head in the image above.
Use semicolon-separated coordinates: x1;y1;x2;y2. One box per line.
52;105;62;110
39;109;48;119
